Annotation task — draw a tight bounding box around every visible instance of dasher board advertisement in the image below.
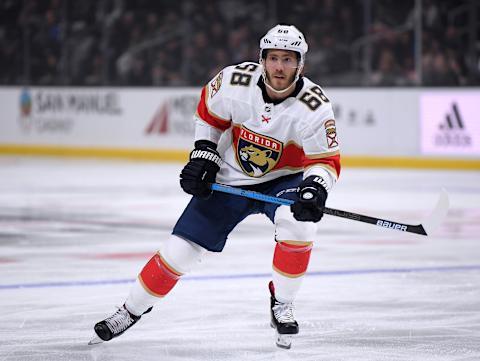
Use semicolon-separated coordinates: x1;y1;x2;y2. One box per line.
420;91;480;156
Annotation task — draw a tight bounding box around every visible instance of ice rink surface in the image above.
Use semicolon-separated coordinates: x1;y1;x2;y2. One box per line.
0;156;479;361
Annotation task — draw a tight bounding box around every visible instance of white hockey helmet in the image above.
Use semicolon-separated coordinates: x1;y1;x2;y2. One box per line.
259;24;308;66
259;24;308;94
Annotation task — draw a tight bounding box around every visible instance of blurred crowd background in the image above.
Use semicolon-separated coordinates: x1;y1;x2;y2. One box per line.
1;0;479;87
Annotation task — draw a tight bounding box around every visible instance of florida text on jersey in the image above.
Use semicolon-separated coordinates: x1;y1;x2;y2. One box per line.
194;62;341;191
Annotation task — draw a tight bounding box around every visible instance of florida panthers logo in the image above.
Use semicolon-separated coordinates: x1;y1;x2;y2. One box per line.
235;126;282;177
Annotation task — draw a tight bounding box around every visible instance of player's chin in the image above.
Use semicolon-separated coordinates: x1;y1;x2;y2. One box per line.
272;79;288;90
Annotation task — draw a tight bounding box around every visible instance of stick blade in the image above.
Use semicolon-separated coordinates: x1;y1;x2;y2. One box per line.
422;188;449;236
88;334;104;345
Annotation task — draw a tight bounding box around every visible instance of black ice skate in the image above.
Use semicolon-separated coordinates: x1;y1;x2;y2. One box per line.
269;281;299;349
88;305;152;345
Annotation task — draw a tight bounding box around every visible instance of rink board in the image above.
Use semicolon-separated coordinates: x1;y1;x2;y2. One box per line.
1;87;479;169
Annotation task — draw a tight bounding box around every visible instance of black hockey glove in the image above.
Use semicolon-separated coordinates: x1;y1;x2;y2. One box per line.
180;140;222;199
291;176;328;222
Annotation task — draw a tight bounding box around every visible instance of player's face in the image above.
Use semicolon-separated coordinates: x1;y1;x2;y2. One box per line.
264;50;299;91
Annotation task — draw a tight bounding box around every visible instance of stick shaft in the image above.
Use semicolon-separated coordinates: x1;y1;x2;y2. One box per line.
210;183;427;236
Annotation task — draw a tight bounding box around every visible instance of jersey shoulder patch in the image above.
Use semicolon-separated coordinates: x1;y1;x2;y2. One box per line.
209;70;224;98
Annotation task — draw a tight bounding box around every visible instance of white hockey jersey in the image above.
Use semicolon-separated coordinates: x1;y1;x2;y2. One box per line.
194;62;341;191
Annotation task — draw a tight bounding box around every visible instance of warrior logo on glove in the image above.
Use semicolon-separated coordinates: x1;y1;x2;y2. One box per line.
180;140;222;199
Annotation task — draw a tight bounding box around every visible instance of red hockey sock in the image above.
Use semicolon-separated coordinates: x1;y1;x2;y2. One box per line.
139;252;183;297
272;241;312;278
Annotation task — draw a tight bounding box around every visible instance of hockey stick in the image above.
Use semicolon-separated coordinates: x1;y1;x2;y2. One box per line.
210;183;449;236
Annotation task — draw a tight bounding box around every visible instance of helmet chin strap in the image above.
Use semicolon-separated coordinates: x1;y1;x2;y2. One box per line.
260;59;303;95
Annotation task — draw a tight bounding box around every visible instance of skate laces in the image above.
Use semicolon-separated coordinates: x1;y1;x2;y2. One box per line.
273;300;295;323
104;307;136;335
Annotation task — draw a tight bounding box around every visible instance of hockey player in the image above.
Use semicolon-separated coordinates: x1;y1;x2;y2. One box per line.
91;24;340;349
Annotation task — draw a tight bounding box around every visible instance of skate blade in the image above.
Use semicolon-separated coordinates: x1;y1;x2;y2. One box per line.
275;333;293;349
271;322;293;349
88;335;104;345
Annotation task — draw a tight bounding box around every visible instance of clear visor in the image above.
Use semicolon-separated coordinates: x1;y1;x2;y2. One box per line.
263;51;301;70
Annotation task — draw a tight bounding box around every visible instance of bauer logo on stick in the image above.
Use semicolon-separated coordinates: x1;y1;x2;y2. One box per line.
376;220;408;232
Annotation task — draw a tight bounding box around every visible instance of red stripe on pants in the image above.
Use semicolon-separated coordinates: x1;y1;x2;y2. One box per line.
139;253;182;297
272;242;312;278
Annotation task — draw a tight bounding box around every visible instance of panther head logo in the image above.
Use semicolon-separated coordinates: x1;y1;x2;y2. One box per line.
234;126;282;177
239;145;277;177
239;144;277;177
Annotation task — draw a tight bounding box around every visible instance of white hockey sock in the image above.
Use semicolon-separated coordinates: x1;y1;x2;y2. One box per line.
124;235;206;316
125;278;158;316
272;271;305;303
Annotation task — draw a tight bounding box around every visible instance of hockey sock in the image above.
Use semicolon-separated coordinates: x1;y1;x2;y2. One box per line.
139;252;183;296
125;235;205;316
125;252;182;316
272;241;312;303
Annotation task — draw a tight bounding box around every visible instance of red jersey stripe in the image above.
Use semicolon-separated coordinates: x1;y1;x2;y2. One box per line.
304;154;341;178
272;142;303;170
196;86;231;131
